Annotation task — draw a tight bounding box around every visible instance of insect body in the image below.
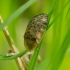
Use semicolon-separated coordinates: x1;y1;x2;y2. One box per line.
24;13;48;51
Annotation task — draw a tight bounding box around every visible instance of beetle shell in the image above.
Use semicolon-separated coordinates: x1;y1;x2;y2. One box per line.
24;13;48;51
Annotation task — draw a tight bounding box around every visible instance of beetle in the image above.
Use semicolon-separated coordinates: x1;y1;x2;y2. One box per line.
24;13;48;51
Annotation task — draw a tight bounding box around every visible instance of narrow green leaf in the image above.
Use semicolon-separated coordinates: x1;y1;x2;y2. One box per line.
65;7;70;18
28;41;42;70
0;50;27;60
0;0;37;30
35;56;51;70
47;0;70;30
48;0;58;22
28;0;57;70
51;29;70;70
35;29;70;70
31;0;70;70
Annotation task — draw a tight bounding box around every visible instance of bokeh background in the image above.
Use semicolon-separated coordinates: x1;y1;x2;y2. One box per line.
0;0;70;70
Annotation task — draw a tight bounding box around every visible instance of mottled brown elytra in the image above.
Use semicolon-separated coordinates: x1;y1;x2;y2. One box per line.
24;13;48;51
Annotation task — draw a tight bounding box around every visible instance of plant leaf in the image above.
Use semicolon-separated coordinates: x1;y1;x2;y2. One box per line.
35;28;70;70
51;29;70;70
28;0;58;70
47;0;70;30
33;0;70;70
35;56;51;70
0;0;37;30
0;50;27;60
48;0;57;22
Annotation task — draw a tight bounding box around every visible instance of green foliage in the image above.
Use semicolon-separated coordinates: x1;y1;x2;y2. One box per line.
0;50;27;60
0;0;70;70
28;0;58;70
0;0;37;30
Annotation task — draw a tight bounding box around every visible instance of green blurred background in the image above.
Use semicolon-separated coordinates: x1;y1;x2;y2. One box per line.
0;0;70;70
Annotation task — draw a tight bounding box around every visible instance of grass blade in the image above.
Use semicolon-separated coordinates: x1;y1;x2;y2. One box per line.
28;0;58;70
48;0;57;22
51;29;70;70
28;41;42;70
35;56;51;70
0;50;27;60
65;7;70;18
31;0;70;70
0;0;37;30
35;28;70;70
47;0;70;30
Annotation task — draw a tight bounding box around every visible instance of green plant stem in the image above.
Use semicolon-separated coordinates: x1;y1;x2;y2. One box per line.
28;0;58;70
28;39;43;70
36;29;70;70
